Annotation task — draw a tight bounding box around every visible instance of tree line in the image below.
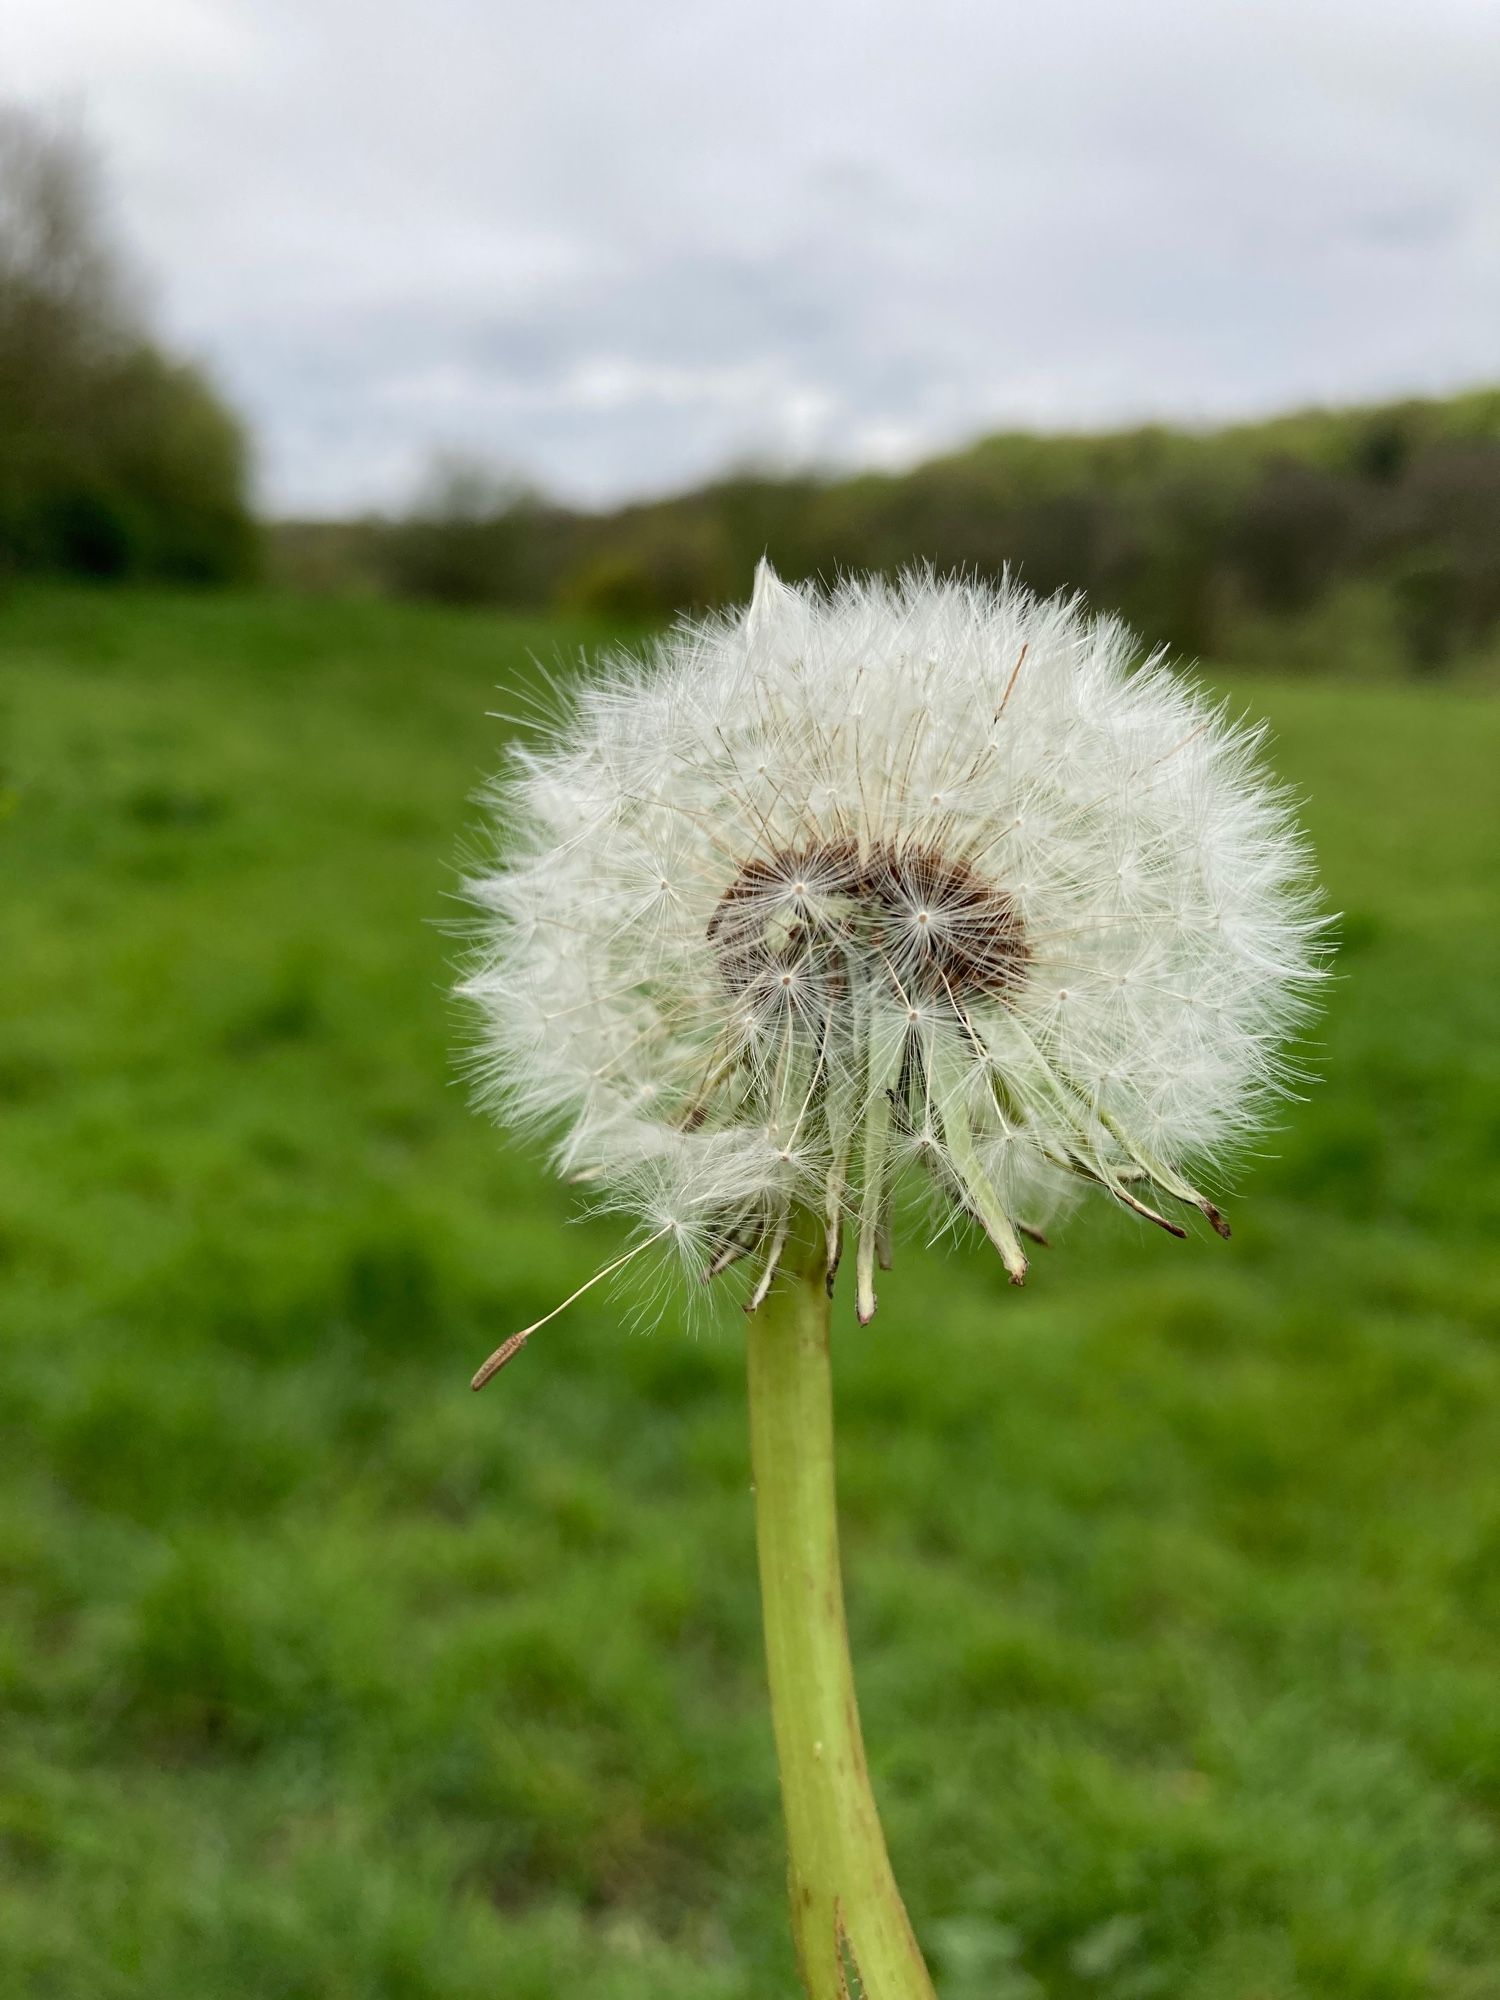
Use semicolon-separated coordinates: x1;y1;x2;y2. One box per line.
0;104;257;586
336;387;1500;677
4;98;1495;676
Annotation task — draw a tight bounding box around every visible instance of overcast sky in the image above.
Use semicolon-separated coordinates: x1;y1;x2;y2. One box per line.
7;0;1498;516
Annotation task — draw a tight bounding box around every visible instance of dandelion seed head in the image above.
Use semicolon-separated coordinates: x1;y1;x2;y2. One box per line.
462;563;1326;1312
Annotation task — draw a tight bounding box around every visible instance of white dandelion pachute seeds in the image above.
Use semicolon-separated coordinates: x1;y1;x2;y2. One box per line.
462;564;1323;1354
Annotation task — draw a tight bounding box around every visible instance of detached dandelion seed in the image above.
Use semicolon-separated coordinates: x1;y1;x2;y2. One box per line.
458;564;1327;1996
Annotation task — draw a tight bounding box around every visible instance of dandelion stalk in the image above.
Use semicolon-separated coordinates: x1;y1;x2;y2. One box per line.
747;1219;936;2000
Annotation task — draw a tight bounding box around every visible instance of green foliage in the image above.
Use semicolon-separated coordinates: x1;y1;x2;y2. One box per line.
0;105;258;586
375;458;555;609
322;390;1500;681
2;588;1499;1997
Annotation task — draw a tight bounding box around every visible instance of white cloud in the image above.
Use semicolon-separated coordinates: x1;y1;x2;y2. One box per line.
7;0;1498;513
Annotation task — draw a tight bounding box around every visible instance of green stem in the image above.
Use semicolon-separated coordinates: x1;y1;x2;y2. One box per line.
746;1228;937;2000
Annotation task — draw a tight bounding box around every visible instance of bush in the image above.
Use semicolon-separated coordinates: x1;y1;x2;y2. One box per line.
375;457;553;607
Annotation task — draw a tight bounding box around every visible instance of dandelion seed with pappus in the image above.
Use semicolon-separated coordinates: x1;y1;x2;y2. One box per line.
458;564;1327;1996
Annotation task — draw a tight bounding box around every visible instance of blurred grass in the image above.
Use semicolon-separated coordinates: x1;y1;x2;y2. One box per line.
2;586;1498;2000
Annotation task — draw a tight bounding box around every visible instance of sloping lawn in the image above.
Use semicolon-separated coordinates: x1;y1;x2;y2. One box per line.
2;587;1498;1998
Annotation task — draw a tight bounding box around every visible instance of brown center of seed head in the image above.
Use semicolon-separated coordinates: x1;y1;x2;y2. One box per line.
708;837;1029;1008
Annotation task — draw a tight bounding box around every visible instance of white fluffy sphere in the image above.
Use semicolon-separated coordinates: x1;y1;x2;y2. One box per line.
462;565;1323;1321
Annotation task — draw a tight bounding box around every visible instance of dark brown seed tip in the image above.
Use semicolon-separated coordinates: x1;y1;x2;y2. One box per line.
1205;1204;1232;1240
471;1328;531;1390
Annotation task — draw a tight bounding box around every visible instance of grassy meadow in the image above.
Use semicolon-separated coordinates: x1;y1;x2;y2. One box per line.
3;586;1499;1999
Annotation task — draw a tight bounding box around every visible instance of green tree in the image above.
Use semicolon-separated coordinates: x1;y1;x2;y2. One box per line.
0;103;257;584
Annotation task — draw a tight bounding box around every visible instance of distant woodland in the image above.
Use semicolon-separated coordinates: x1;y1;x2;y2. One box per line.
283;388;1500;677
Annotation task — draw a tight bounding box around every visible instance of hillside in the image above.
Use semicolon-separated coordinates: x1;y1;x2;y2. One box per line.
3;587;1498;1998
276;388;1500;681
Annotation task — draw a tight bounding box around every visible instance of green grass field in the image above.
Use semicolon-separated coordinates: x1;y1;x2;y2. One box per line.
3;587;1499;1999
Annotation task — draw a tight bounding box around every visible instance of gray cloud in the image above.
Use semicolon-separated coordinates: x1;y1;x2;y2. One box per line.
10;0;1499;513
